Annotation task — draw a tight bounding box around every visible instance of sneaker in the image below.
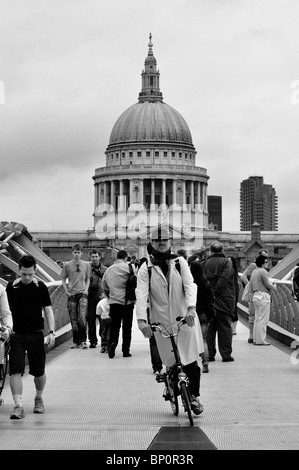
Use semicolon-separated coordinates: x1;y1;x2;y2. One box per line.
100;346;106;353
191;396;204;415
33;397;45;413
10;406;25;419
248;338;254;344
89;344;97;349
202;363;209;373
79;342;88;349
71;343;79;349
108;342;117;359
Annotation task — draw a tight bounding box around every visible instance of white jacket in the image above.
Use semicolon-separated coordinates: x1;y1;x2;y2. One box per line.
135;256;204;366
0;284;12;329
96;297;110;320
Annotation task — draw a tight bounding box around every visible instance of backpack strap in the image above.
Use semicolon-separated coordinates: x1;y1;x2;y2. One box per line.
148;266;152;290
175;258;181;274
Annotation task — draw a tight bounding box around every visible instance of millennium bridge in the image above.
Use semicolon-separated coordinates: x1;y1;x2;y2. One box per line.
1;221;299;453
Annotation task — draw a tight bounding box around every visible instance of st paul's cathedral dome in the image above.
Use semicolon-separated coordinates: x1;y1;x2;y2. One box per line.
93;35;209;257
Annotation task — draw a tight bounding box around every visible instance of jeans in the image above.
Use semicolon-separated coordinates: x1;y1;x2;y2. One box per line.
199;319;210;365
67;293;88;345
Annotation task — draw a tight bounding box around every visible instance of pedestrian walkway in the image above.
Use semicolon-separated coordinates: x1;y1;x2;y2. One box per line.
1;315;299;451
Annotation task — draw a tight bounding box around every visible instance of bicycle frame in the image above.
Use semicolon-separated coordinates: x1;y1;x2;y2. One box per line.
151;317;194;426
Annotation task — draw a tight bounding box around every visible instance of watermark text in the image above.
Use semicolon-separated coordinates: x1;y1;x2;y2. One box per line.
290;80;299;104
0;81;4;104
94;201;205;242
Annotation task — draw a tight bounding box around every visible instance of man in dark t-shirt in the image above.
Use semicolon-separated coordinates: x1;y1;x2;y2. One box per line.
6;255;55;420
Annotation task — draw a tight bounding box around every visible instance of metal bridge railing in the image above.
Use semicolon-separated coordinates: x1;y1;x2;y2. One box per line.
239;277;299;336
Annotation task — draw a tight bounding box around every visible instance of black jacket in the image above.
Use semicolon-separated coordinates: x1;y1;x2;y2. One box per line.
202;253;236;316
189;261;215;321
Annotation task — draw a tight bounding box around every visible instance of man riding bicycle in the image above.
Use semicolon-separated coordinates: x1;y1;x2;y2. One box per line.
135;225;204;415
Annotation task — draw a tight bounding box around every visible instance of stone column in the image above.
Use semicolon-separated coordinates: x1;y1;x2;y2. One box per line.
151;179;155;205
203;183;207;210
190;181;194;209
200;183;204;206
129;179;134;207
110;180;115;208
172;180;176;206
162;178;166;205
118;179;125;210
182;180;186;205
139;179;144;206
103;181;108;204
94;183;98;209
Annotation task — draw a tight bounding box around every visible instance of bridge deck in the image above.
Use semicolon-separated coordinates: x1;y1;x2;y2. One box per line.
0;316;298;453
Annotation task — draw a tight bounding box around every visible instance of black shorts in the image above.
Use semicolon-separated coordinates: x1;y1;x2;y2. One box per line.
9;331;46;377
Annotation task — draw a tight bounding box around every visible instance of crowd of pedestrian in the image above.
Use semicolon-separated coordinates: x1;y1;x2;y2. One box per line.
0;231;283;421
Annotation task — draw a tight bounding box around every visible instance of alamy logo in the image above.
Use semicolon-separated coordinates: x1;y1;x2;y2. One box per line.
94;202;205;242
290;80;299;105
0;81;4;104
290;340;299;364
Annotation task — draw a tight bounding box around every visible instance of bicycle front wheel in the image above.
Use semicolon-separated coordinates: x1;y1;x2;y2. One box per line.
166;375;179;416
180;382;194;426
0;352;9;405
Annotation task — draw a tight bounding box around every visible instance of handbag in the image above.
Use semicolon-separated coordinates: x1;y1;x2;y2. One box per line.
241;280;253;303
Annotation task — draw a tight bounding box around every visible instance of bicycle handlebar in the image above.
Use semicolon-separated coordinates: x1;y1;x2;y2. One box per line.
150;317;187;338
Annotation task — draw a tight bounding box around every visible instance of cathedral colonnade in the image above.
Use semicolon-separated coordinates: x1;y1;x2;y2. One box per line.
94;177;208;212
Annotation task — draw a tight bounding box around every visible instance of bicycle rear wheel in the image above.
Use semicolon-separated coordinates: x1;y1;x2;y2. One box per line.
180;382;194;426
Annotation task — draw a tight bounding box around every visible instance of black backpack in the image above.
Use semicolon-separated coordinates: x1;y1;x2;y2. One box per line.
125;263;137;303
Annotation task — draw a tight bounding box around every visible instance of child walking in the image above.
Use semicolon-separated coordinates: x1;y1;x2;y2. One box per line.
96;297;111;353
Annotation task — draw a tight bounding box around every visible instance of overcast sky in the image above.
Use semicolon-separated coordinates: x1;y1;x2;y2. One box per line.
1;0;299;233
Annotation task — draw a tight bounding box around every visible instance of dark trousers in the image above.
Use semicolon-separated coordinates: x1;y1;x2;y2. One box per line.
87;293;101;345
97;316;111;348
108;303;134;354
67;293;88;345
149;335;163;372
183;361;201;398
207;310;233;360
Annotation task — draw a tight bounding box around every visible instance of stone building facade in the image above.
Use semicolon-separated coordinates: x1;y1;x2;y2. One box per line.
92;35;209;258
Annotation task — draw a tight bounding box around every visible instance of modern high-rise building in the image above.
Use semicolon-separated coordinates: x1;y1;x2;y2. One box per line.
240;176;278;231
208;195;222;231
